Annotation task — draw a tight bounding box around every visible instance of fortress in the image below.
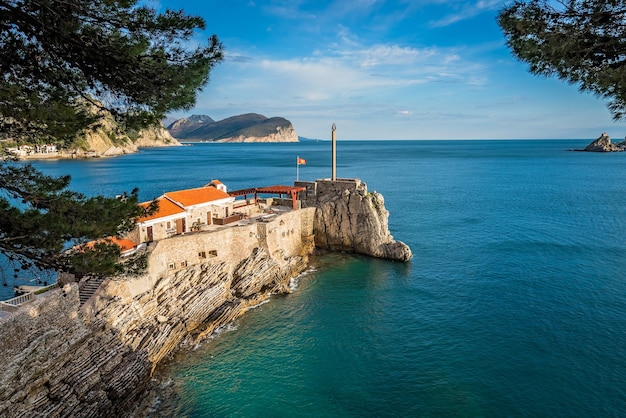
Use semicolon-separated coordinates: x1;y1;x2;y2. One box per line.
0;178;410;417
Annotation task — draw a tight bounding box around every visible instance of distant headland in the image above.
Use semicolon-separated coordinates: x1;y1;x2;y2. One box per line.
167;113;298;143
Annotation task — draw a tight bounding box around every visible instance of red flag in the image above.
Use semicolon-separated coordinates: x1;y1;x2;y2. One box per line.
297;157;306;165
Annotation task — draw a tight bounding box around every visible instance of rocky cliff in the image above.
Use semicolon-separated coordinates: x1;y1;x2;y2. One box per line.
0;246;309;417
0;179;410;417
579;132;626;152
308;179;412;262
14;116;181;160
80;122;181;157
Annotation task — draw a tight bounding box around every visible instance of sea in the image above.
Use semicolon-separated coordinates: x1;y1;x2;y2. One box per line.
7;139;626;417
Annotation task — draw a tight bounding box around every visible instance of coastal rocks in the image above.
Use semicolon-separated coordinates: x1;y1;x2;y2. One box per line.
12;116;181;160
0;245;309;417
79;122;181;158
579;132;626;152
0;284;153;418
311;179;412;262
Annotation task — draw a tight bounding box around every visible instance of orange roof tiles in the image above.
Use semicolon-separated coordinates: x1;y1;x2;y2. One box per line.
165;186;230;207
109;237;137;252
137;197;185;222
84;236;137;252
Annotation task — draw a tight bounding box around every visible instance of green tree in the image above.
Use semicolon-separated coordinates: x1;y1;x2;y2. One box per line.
0;0;222;278
0;0;222;144
0;164;153;277
498;0;626;120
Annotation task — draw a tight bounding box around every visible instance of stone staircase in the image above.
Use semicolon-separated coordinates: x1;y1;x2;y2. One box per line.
79;276;105;306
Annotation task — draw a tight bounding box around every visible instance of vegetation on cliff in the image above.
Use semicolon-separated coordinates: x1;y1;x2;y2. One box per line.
499;1;626;120
0;0;222;278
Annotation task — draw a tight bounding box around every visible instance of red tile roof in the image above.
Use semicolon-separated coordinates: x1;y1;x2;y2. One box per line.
165;186;230;207
84;236;137;252
137;197;185;222
109;237;137;252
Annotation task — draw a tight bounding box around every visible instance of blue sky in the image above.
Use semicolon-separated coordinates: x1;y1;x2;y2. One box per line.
155;0;626;140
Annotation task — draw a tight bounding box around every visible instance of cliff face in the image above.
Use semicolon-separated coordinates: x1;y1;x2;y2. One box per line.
218;124;298;143
77;122;181;158
0;285;153;417
0;180;410;417
0;247;309;417
308;179;412;262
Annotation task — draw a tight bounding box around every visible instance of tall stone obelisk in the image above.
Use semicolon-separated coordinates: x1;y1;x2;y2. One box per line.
331;123;337;181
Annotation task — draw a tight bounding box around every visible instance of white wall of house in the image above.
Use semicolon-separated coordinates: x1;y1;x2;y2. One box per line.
137;213;187;242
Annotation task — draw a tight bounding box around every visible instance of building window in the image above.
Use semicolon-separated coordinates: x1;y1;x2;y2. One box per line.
167;221;171;229
168;262;175;270
199;251;206;258
181;261;187;268
209;250;217;257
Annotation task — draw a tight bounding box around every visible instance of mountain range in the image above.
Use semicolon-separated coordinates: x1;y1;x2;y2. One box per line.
166;113;298;143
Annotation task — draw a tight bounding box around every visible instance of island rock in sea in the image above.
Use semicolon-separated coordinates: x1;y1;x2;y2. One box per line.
0;178;410;417
167;113;298;143
579;132;626;152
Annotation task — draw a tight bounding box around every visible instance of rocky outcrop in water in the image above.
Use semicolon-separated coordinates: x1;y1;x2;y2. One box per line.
579;132;626;152
308;179;412;262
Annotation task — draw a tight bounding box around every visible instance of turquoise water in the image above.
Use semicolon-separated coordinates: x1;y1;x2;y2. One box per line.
17;140;626;416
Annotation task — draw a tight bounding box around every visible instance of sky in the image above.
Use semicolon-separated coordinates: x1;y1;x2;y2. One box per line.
154;0;626;140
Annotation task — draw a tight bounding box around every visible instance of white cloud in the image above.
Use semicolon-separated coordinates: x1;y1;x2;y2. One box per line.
429;0;506;27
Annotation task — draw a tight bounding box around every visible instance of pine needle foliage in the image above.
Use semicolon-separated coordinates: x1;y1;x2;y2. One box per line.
499;0;626;120
0;0;223;144
0;0;221;278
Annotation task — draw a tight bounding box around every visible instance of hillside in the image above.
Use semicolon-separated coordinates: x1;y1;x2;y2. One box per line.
80;120;181;157
167;113;299;142
5;113;181;160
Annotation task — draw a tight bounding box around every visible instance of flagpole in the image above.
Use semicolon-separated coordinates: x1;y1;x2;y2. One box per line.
296;155;299;181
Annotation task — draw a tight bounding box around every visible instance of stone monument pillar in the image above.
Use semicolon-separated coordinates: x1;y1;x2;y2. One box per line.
331;123;337;181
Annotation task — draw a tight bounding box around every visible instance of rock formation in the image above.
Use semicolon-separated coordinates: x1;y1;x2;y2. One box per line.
580;132;626;152
79;122;181;158
0;179;410;417
306;179;412;262
0;246;308;417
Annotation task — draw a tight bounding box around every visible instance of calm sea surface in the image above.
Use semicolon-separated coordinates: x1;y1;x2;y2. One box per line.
16;140;626;416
